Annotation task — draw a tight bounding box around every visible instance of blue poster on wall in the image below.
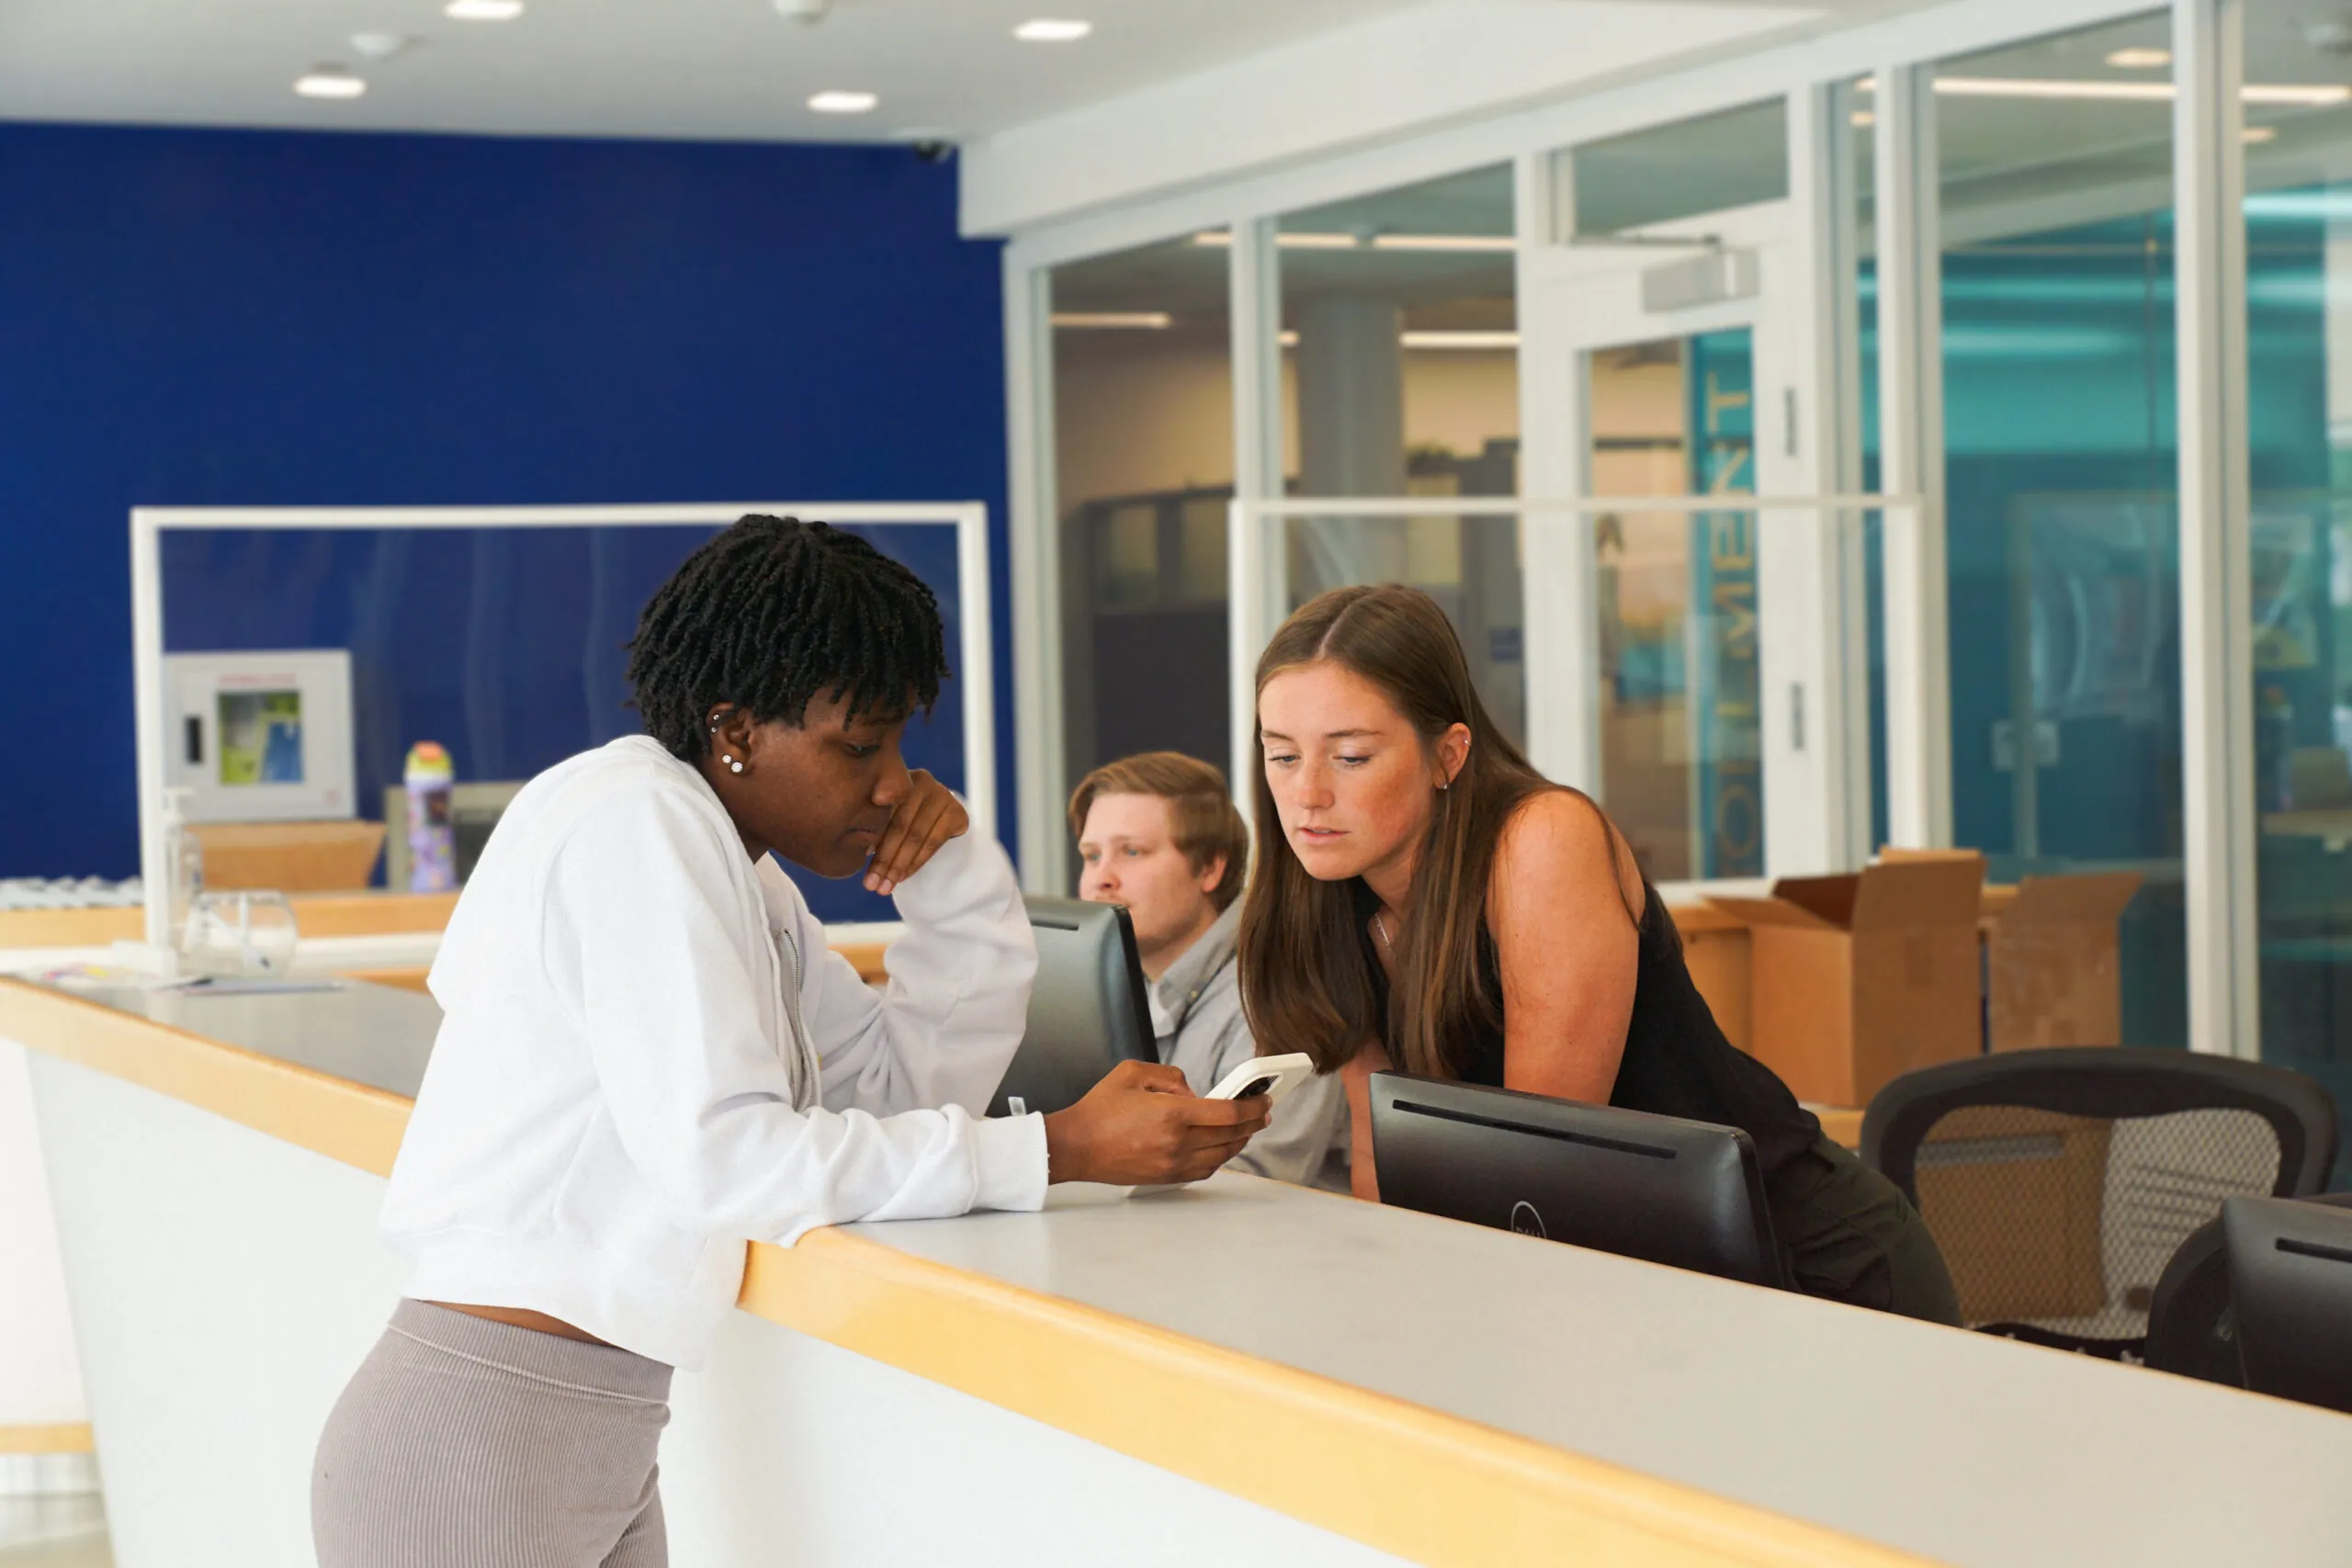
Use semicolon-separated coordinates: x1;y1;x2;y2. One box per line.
1687;330;1763;879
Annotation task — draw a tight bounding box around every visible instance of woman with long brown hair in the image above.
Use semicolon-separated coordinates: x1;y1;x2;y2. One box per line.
1238;584;1960;1322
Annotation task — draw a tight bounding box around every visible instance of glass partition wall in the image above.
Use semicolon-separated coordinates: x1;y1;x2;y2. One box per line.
1273;165;1524;740
2242;2;2352;1134
1015;0;2352;1100
1048;234;1236;816
1931;12;2190;1045
141;510;987;929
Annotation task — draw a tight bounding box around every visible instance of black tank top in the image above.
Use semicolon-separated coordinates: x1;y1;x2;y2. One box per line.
1357;877;1822;1179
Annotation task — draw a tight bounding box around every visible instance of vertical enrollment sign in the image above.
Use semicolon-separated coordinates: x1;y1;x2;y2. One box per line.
1686;330;1762;878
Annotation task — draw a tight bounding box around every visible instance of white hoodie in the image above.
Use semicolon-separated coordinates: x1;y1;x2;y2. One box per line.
380;735;1046;1368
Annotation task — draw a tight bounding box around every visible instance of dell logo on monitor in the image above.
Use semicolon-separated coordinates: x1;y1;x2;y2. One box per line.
1509;1200;1547;1239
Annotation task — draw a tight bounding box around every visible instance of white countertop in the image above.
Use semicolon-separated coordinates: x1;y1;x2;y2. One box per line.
31;978;2352;1567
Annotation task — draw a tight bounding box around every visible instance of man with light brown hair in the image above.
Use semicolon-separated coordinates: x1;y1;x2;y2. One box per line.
1071;751;1348;1190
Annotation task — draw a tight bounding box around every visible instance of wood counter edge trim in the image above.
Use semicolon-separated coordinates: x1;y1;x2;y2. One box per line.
746;1231;1929;1568
0;1423;94;1454
0;986;1932;1568
0;981;411;1179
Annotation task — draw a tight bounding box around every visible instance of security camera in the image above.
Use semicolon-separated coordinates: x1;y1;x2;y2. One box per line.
774;0;831;22
910;141;954;164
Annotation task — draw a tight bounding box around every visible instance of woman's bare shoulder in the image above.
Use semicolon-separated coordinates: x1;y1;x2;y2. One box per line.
1494;790;1645;914
1498;788;1611;859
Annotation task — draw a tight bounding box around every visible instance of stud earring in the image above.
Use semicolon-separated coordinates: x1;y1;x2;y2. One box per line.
721;752;743;774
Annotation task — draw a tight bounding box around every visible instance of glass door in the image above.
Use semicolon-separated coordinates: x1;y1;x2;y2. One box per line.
1582;328;1762;880
1525;174;1860;884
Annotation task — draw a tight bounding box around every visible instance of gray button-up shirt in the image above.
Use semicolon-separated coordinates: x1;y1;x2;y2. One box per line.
1150;902;1349;1190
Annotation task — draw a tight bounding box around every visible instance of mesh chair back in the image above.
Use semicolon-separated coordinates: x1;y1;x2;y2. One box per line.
1862;1049;2337;1353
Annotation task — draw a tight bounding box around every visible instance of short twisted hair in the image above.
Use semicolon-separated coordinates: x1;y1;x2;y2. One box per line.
626;514;947;758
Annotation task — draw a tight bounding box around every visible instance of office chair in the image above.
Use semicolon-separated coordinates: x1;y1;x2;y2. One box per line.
2144;1191;2352;1389
2222;1194;2352;1414
1861;1049;2337;1359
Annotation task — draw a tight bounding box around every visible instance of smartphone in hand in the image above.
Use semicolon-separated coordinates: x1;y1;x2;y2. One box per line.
1206;1053;1315;1108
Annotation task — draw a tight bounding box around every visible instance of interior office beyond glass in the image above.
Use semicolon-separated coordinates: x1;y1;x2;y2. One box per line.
1023;4;2352;1156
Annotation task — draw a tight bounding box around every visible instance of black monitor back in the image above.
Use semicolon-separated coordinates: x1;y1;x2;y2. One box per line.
2222;1194;2352;1415
1370;1072;1786;1289
987;897;1157;1117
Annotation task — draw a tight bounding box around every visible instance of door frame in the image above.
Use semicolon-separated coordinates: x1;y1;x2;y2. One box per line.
1521;179;1869;879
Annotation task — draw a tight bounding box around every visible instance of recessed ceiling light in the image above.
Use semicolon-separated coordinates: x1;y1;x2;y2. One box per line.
1015;17;1092;42
808;90;878;114
446;0;524;19
294;66;367;99
1851;109;1876;127
2106;47;2171;69
2245;124;2279;142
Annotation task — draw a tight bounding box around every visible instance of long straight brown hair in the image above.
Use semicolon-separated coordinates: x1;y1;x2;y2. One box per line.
1238;584;1622;1079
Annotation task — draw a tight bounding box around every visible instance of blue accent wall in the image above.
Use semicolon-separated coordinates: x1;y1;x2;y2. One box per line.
0;122;1011;915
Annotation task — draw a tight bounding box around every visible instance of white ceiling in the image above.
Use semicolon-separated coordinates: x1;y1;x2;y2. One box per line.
0;0;1448;146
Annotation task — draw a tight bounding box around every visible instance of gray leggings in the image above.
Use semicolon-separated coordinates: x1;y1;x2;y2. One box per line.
313;1300;673;1568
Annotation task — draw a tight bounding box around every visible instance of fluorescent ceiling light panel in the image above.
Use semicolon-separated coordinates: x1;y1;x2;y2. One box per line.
1191;231;1512;252
1014;18;1092;41
295;68;367;98
2245;124;2279;142
1864;75;2352;107
808;90;879;113
1050;311;1170;329
1272;330;1519;350
1371;233;1516;253
2105;47;2170;68
1401;331;1520;350
1936;77;2172;101
445;0;524;17
2245;84;2352;105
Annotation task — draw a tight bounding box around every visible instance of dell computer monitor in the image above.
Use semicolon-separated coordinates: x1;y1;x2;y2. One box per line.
1369;1073;1786;1289
987;897;1158;1118
2223;1194;2352;1415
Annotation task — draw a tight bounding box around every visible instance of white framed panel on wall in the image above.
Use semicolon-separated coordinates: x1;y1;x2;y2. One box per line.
130;503;996;951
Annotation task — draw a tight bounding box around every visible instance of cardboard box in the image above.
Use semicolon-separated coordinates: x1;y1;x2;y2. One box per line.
1707;856;1985;1106
189;820;387;892
1913;1104;2112;1323
1881;850;2143;1051
1667;898;1752;1052
1982;874;2143;1051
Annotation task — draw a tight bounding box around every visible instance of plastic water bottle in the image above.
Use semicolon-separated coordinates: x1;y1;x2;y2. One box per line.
404;742;457;893
160;785;204;956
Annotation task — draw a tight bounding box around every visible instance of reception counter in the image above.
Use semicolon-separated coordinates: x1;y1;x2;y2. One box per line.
6;976;2349;1568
